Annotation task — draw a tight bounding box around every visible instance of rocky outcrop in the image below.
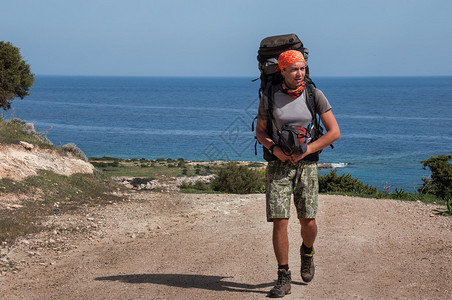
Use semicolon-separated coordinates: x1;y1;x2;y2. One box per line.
0;143;94;181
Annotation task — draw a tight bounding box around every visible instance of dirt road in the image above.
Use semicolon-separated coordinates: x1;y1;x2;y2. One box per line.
1;192;451;299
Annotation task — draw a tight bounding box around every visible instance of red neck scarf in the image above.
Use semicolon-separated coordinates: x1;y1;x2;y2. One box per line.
282;80;305;98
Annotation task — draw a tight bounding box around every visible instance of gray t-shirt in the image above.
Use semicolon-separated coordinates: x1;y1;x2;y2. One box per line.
257;86;332;141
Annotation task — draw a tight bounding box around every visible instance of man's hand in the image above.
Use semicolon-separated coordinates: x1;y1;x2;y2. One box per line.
290;145;312;164
273;146;292;163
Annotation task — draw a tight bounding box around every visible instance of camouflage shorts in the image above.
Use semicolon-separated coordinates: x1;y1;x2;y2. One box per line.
266;160;318;221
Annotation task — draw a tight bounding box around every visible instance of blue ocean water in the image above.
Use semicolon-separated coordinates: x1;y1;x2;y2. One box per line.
7;75;452;192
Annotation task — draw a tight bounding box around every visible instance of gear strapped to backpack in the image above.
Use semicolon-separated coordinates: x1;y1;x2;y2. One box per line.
252;33;332;162
277;124;312;156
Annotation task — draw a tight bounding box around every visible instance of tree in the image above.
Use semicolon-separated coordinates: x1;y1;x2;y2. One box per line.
0;41;35;110
420;154;452;200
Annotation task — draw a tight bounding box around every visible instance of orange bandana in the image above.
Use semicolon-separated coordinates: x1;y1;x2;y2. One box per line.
276;50;305;71
282;80;305;98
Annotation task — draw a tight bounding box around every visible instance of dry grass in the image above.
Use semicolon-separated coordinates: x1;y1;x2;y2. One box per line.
0;170;124;243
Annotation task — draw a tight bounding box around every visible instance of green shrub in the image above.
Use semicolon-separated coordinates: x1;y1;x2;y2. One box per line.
210;162;265;194
179;180;213;193
318;169;378;195
420;155;452;216
130;177;153;187
199;166;214;176
419;155;452;200
177;159;186;168
91;162;107;168
91;159;119;168
60;143;89;161
437;198;452;216
447;198;452;216
391;188;408;200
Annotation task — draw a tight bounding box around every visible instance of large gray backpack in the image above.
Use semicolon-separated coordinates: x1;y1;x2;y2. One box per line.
253;33;329;162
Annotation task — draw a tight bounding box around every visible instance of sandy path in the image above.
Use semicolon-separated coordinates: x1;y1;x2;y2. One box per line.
1;192;451;299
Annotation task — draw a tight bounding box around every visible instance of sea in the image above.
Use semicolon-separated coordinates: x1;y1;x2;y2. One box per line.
6;75;452;192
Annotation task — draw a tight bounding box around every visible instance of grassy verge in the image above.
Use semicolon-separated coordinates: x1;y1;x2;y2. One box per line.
0;117;55;149
0;170;124;243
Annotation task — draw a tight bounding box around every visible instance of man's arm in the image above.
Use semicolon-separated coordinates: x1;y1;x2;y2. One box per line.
293;110;340;163
255;118;291;163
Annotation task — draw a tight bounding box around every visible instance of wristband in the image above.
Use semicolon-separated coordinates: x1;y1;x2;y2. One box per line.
269;144;277;155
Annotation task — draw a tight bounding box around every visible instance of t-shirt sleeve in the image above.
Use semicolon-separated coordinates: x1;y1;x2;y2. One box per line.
257;95;268;120
314;88;332;115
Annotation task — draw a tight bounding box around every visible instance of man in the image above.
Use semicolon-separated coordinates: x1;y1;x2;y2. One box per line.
255;50;340;298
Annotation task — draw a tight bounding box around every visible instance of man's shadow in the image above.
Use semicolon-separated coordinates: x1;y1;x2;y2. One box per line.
95;273;306;295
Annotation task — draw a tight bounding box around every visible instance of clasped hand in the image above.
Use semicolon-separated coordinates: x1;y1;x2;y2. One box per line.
274;146;310;165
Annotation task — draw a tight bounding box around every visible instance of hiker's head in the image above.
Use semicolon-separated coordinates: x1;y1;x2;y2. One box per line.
278;50;306;89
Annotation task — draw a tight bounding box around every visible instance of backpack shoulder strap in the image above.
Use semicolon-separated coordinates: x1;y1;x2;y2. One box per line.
305;82;318;126
252;78;278;133
263;77;280;126
306;81;334;149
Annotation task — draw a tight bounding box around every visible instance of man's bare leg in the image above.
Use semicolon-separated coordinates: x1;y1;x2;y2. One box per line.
273;218;290;265
299;218;317;248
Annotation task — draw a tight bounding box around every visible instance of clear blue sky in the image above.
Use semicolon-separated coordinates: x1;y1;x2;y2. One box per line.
1;0;451;77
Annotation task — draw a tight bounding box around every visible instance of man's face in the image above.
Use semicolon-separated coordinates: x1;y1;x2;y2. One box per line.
281;61;306;89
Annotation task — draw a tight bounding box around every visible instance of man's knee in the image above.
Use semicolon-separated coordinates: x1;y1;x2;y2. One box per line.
273;218;289;231
299;218;316;229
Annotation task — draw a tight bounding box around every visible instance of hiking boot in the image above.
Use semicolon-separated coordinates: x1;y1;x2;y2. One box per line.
300;246;315;282
269;269;291;298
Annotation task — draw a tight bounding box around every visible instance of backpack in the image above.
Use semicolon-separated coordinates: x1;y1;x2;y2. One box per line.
252;33;331;162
